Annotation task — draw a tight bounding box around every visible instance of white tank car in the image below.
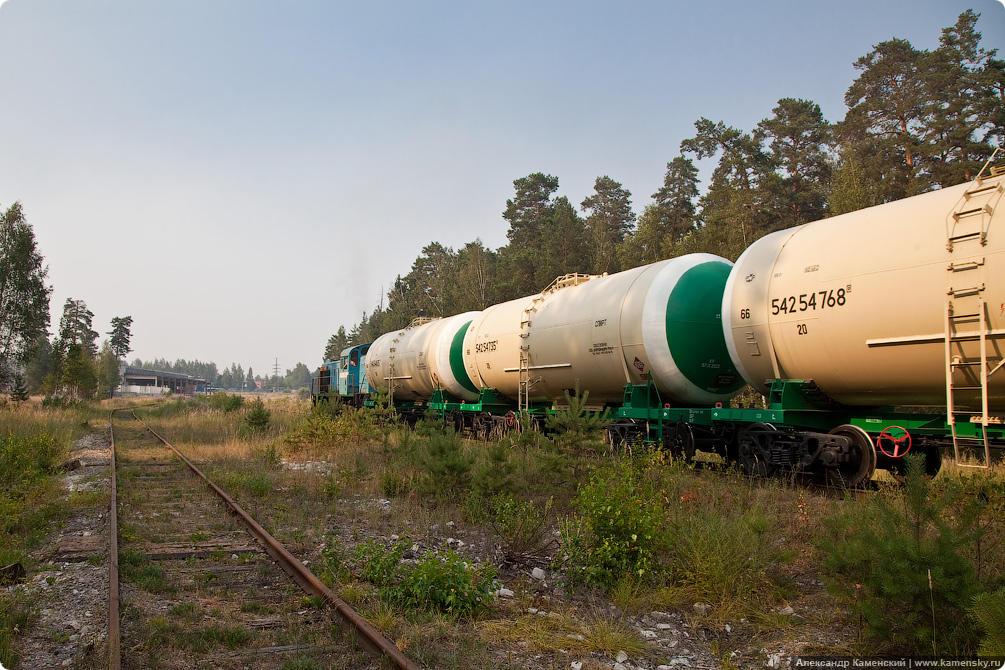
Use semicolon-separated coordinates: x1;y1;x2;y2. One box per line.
722;170;1005;411
365;312;481;402
461;254;746;408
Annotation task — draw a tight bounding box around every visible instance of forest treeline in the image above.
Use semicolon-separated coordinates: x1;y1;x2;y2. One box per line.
325;11;1004;360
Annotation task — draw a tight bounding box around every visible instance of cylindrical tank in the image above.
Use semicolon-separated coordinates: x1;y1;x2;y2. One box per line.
722;171;1005;410
365;312;480;402
462;254;746;407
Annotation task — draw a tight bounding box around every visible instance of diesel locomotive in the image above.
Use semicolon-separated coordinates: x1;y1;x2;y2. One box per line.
313;165;1005;485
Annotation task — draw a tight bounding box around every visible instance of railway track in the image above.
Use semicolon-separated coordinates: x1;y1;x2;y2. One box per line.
108;409;418;670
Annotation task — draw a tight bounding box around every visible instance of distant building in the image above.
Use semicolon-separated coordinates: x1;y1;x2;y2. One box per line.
119;365;207;395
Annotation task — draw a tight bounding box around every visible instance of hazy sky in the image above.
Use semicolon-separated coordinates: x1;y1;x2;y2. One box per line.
1;0;1003;376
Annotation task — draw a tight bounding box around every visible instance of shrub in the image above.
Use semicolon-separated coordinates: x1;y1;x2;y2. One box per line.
471;440;515;498
487;494;554;564
8;374;28;404
348;539;497;618
208;391;244;412
41;395;76;409
392;549;498;618
558;461;667;589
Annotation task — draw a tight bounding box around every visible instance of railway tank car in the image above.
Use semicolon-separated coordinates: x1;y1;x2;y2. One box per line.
461;253;746;410
365;311;482;419
717;165;1005;480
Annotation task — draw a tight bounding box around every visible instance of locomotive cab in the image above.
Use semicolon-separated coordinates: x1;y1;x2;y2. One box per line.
338;344;371;400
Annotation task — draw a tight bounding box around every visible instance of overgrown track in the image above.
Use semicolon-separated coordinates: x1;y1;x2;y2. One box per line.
108;409;418;670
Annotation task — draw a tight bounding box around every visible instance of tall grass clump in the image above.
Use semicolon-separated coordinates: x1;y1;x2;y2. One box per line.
284;401;385;456
818;454;982;653
671;504;772;611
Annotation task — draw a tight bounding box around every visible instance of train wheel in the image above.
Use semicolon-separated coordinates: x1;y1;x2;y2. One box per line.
490;416;508;440
473;413;492;441
664;422;696;462
737;423;778;477
826;424;877;487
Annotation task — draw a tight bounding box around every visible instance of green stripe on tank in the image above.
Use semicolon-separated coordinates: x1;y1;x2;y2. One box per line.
666;262;745;395
450;321;478;394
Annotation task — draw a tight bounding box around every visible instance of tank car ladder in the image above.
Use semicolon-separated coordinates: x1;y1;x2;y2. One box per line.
517;297;543;413
944;155;1004;468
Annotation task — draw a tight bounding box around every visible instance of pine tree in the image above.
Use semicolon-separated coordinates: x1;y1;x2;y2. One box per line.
755;98;833;228
0;202;52;385
108;316;133;360
9;372;29;403
580;176;636;274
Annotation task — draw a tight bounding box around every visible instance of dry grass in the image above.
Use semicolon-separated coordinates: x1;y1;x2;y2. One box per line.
476;606;648;659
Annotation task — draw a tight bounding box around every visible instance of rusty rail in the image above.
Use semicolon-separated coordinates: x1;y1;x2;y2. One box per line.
128;410;419;670
108;412;120;670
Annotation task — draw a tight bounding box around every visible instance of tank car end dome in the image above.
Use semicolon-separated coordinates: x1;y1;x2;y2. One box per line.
642;254;746;405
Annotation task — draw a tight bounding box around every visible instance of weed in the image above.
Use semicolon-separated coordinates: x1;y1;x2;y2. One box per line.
391;549;498;618
582;615;648;658
486;493;555;564
348;539;497;617
119;549;174;594
282;657;324;670
170;602;200;620
350;538;409;586
176;625;252;651
240;600;267;614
